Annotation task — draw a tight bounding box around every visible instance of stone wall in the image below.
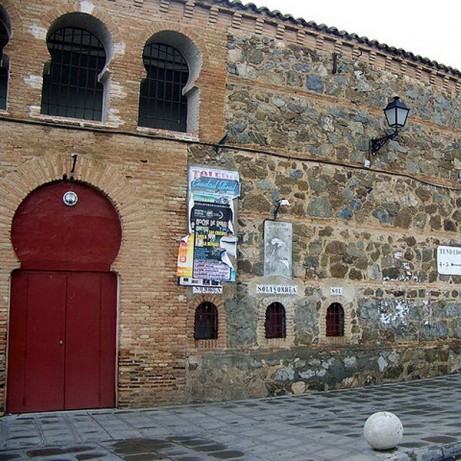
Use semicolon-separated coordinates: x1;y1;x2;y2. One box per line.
183;30;461;401
185;344;461;401
225;35;461;181
2;0;461;410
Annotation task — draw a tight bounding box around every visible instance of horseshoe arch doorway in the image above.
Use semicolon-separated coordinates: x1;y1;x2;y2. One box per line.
7;181;122;413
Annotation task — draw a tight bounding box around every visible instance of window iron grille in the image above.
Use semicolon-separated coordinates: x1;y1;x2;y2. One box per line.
265;302;286;339
41;27;106;120
194;302;218;340
138;43;188;131
0;20;8;109
326;302;344;337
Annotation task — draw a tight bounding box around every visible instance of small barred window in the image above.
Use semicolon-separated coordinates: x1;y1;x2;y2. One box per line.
138;43;189;131
265;302;286;339
326;302;344;337
194;302;218;340
41;27;106;120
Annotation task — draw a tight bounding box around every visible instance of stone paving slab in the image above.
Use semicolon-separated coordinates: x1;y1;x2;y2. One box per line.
2;374;461;460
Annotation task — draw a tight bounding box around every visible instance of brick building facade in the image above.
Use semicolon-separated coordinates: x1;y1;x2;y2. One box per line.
1;0;461;413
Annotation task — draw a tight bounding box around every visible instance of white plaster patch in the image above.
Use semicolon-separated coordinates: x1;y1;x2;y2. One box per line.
80;0;95;14
401;194;418;207
291;381;306;394
322;116;334;132
344;356;357;369
236;63;257;79
316;64;328;77
113;42;126;57
110;82;127;99
24;75;43;89
107;109;124;127
388;352;398;363
29;105;41;117
380;301;410;325
377;356;388;371
393;251;403;260
299;369;315;379
28;24;47;40
275;40;285;50
348;121;364;135
228;48;242;64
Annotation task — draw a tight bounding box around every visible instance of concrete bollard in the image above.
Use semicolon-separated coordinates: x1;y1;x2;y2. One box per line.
364;411;403;450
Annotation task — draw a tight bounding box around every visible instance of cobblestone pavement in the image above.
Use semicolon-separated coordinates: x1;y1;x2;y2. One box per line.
2;374;461;461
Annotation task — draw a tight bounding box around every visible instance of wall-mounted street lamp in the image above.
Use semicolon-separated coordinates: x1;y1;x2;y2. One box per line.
370;96;410;155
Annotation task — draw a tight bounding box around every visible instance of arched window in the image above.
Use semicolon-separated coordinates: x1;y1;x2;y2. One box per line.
326;302;344;337
0;12;10;110
265;302;286;339
41;24;107;120
138;42;189;131
194;302;218;340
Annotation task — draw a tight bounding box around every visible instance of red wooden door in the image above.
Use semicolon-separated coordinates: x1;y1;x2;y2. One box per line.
8;182;121;413
7;270;116;413
7;272;66;412
65;272;116;410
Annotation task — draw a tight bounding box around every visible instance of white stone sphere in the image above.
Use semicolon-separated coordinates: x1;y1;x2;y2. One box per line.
364;411;403;450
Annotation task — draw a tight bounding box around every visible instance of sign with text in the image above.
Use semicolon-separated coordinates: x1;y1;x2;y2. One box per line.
256;285;298;295
192;286;223;295
330;287;344;296
192;201;235;282
178;166;240;286
437;245;461;275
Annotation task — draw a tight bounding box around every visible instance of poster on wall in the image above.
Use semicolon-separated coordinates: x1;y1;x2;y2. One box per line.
177;166;240;287
263;220;292;278
191;201;237;281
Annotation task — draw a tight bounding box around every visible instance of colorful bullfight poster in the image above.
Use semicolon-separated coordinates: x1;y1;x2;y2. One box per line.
177;166;240;287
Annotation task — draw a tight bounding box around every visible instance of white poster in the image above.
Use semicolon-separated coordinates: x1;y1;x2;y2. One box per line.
264;220;292;278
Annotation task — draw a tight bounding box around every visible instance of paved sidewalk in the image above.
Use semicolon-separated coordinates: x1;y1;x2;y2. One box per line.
2;374;461;461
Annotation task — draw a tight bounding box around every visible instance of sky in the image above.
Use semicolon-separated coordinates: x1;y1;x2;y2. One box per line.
240;0;461;72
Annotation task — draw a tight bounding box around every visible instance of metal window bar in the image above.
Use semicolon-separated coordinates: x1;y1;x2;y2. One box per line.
0;20;8;109
194;302;218;340
138;43;188;131
265;302;286;339
326;303;344;337
41;27;106;121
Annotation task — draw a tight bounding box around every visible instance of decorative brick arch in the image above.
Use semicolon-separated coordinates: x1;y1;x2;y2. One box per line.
0;0;21;38
318;298;352;344
40;4;123;48
0;152;144;272
187;294;227;350
133;23;214;136
256;296;295;348
133;23;211;80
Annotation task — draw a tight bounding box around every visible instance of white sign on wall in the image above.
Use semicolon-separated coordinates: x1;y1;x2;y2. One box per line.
192;286;223;295
263;221;292;278
437;246;461;275
330;287;344;296
256;285;298;295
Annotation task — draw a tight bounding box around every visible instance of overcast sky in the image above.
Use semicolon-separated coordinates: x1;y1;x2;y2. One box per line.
240;0;461;71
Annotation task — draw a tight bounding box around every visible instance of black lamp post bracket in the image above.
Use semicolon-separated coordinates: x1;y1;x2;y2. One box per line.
370;130;399;155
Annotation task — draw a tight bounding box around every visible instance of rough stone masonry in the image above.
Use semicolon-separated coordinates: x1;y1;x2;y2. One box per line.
1;0;461;411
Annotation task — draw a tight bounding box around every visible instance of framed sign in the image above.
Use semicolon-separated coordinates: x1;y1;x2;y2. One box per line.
437;246;461;275
264;221;292;278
